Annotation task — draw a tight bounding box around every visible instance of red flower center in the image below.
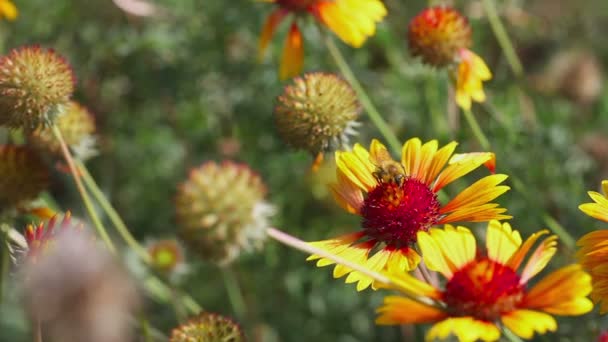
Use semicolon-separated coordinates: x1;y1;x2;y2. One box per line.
276;0;317;11
443;257;524;321
360;177;440;247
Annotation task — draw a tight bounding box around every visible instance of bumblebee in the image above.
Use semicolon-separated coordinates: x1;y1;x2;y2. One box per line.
370;146;405;185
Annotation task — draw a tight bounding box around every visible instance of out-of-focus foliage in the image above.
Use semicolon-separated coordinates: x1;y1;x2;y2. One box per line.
1;0;608;341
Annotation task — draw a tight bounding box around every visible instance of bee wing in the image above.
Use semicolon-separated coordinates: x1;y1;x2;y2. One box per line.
369;142;393;166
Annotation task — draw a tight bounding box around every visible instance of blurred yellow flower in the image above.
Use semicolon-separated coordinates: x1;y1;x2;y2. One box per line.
0;0;17;20
377;221;593;342
258;0;387;79
307;138;510;291
454;49;492;110
577;180;608;313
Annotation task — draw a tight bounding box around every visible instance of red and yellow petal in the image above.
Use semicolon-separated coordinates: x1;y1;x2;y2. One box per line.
454;49;492;110
519;233;558;284
507;229;551;271
426;317;500;342
417;225;476;279
523;264;593;315
501;310;557;340
330;168;364;214
485;220;522;265
579;190;608;223
258;9;287;60
279;22;304;80
375;296;446;325
335;144;377;192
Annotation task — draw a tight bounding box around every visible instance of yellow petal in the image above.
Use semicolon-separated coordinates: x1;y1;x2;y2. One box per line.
317;0;387;48
423;141;458;186
401;137;422;178
417;225;476;278
507;229;550;271
0;0;17;20
485;221;522;265
520;234;558;284
440;174;510;214
524;264;593;315
501;310;556;340
433;152;495;192
426;317;500;342
330;168;364;214
376;296;446;325
279;22;304;80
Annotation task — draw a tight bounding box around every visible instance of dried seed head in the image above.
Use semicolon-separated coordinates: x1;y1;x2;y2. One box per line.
0;46;75;130
170;313;244;342
0;144;50;208
408;6;472;67
29;101;97;160
175;161;274;265
275;72;360;155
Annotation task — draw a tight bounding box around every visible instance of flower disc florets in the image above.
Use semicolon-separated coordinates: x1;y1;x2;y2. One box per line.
170;313;244;342
0;144;50;208
361;177;441;247
148;239;184;274
29;101;97;160
176;161;275;265
443;257;524;321
408;6;472;67
275;72;360;155
0;46;75;130
277;0;316;11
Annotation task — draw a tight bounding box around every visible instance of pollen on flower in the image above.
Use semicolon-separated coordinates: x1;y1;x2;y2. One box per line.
361;177;440;247
443;257;524;321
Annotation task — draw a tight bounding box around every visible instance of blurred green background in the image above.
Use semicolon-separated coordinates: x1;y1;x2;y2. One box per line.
1;0;608;340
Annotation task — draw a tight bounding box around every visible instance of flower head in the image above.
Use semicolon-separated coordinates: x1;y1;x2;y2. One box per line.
0;46;75;130
170;312;244;342
259;0;387;79
275;72;360;156
176;161;275;265
0;144;50;209
29;101;97;160
147;239;184;275
577;180;608;313
308;138;510;290
408;6;491;110
377;221;593;341
24;212;83;261
0;0;17;20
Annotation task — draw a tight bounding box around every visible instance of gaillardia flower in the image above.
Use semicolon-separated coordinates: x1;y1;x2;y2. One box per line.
377;221;593;341
577;180;608;313
408;6;491;110
170;313;244;342
0;0;17;20
24;211;82;261
258;0;387;79
308;138;510;290
275;72;360;156
0;144;50;209
147;239;184;275
29;101;97;161
176;161;275;265
0;46;75;130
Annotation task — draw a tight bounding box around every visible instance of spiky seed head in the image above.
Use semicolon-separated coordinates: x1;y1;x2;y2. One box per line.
175;161;274;265
274;72;360;155
0;46;75;130
0;144;50;208
147;239;184;274
29;101;97;160
408;6;472;67
170;313;244;342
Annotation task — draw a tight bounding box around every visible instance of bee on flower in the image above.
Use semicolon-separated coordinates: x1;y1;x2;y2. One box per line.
307;138;511;290
377;221;593;342
408;6;492;110
258;0;387;79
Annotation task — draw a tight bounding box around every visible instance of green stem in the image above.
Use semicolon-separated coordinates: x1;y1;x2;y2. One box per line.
481;0;524;77
144;276;202;314
502;326;525;342
462;108;491;150
0;228;8;304
425;77;448;138
221;267;247;320
77;161;151;264
323;35;402;154
51;125;116;253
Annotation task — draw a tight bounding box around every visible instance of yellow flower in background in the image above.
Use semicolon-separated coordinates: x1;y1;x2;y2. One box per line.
577;180;608;313
377;221;593;342
408;6;492;110
307;138;511;291
258;0;387;79
0;0;17;20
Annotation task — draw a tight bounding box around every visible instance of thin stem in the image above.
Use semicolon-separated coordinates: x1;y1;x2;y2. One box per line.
144;276;202;314
51;125;116;253
323;35;402;154
221;267;247;320
481;0;524;77
0;228;8;304
77;161;151;264
462;108;491;150
502;326;525;342
266;228;443;309
33;318;42;342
